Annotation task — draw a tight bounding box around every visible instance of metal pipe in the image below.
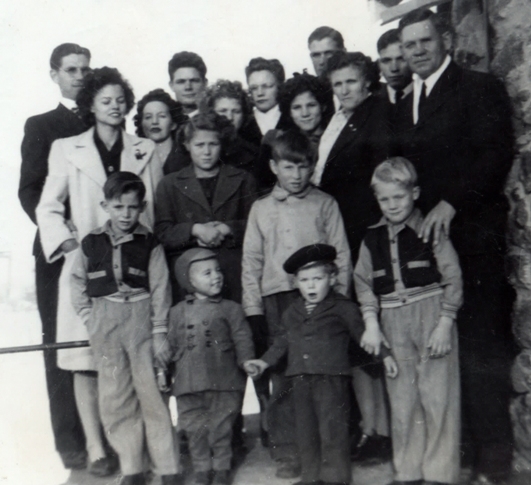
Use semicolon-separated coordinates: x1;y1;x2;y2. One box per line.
0;340;90;355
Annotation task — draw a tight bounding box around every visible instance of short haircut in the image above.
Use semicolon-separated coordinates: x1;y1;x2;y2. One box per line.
278;71;333;124
134;88;184;137
103;171;146;202
50;43;91;70
377;29;401;53
182;109;235;148
398;8;451;36
322;51;380;93
168;51;207;81
204;79;251;125
245;57;285;84
76;67;135;127
295;260;339;277
307;26;345;50
371;157;418;190
270;129;315;165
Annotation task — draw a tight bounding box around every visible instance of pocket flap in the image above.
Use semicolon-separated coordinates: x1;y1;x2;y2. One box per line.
407;260;430;269
88;270;106;280
129;267;147;277
372;269;386;278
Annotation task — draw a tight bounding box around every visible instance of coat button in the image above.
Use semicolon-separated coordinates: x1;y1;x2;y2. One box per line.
205;330;212;337
394;279;399;283
187;325;194;329
392;258;397;263
206;341;212;347
114;264;119;269
303;353;309;359
202;320;209;326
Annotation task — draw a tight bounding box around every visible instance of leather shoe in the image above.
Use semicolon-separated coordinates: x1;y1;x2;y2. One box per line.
88;455;119;477
60;450;87;469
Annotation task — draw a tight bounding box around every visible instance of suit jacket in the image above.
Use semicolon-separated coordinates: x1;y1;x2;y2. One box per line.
19;103;87;255
239;108;293;148
319;94;395;258
395;61;514;256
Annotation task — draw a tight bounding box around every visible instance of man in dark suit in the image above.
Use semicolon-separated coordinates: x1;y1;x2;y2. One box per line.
396;9;515;484
19;42;91;470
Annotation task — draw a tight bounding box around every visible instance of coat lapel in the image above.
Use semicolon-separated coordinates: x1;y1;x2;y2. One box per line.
70;127;107;188
174;165;212;214
211;165;243;214
121;133;153;176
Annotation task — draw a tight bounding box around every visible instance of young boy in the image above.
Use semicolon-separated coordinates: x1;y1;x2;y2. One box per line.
168;248;254;485
354;157;463;485
245;244;397;485
241;129;352;478
70;172;179;485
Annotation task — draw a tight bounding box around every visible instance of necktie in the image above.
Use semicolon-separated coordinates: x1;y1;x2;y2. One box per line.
395;89;404;104
418;82;427;119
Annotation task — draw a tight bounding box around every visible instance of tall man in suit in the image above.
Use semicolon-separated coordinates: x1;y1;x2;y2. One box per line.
19;43;91;470
396;9;515;484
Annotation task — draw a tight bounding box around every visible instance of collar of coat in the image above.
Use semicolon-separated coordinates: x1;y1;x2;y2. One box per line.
369;207;423;238
185;293;223;304
90;220;150;245
271;183;313;201
291;289;350;317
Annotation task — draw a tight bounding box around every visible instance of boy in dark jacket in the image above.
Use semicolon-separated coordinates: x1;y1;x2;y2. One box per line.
246;244;397;485
168;248;254;485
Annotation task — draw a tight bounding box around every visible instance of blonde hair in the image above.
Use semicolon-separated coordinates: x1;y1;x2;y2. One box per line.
371;157;418;190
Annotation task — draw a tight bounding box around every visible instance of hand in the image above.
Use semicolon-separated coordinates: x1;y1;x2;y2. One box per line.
383;356;398;379
153;333;171;369
243;359;269;378
360;318;389;356
192;223;224;247
427;315;454;358
418;200;456;245
212;222;232;237
61;238;79;254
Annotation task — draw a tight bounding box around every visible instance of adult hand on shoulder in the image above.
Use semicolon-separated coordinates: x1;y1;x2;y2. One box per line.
153;333;171;368
60;238;79;254
418;200;456;246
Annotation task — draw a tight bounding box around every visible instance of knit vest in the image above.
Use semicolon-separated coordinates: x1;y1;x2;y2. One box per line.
364;224;441;295
81;231;158;298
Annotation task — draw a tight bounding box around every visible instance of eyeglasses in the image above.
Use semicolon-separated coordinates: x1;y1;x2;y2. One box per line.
59;66;92;77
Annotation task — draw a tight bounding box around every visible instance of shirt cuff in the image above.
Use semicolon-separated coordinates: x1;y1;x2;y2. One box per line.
361;307;379;322
152;321;168;335
440;302;458;320
243;305;264;317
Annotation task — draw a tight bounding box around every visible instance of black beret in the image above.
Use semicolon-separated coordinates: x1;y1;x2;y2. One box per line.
283;244;337;274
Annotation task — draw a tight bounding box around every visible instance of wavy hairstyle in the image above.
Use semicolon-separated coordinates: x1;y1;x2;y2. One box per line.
322;51;380;93
182;109;236;149
244;57;285;84
203;79;251;124
134;89;184;137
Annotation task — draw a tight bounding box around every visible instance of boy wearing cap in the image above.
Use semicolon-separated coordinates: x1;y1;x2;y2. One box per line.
168;248;254;485
246;244;397;485
70;172;180;485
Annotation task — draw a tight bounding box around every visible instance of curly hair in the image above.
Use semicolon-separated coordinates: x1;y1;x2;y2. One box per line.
245;57;285;84
76;67;135;126
134;89;184;137
182;109;236;149
322;51;380;93
278;71;333;123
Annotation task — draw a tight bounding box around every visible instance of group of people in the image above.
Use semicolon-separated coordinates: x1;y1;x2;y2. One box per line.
18;7;516;485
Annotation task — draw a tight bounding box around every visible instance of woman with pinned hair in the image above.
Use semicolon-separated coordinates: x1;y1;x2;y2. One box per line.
36;66;164;476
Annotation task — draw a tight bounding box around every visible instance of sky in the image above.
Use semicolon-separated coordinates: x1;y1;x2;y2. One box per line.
0;0;391;300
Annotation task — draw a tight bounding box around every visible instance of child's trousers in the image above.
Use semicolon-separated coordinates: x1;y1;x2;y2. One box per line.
177;391;242;472
381;294;460;484
88;298;179;475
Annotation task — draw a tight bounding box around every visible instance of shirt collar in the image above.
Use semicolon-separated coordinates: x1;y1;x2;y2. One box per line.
59;97;78;111
371;207;423;235
386;82;413;103
96;220;150;244
413;55;451;96
185;294;223;304
271;183;313;201
253;104;280;121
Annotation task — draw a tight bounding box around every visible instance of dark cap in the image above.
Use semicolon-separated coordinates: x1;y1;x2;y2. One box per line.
174;248;218;294
283;244;337;274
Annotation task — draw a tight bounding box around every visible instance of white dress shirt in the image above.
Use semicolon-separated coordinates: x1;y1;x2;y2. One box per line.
59;97;78;110
254;104;281;135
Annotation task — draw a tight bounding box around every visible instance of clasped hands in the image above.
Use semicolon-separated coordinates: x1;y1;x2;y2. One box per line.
243;359;269;379
192;221;232;248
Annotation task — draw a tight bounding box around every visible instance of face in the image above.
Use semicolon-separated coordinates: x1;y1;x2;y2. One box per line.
50;53;91;100
141;101;176;143
270;159;312;195
91;84;128;127
169;67;206;107
188;258;224;299
309;37;342;76
101;191;145;237
378;42;412;90
329;66;370;113
295;265;336;304
400;19;451;80
214;97;244;131
186;130;221;175
290;91;323;133
248;70;279;113
374;182;419;225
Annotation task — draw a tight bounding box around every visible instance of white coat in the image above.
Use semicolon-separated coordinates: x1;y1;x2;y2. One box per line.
36;127;164;370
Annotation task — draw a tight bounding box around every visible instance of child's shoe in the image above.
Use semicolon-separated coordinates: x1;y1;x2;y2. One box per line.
212;470;230;484
121;473;146;485
193;471;211;485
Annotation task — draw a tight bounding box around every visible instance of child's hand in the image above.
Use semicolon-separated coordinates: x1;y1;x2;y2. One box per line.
427;315;453;358
360;318;388;356
192;223;224;247
243;359;269;378
153;333;171;369
383;356;398;379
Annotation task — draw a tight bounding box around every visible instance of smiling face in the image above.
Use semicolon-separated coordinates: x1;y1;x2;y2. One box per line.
91;84;127;127
290;91;323;133
309;37;342;76
378;42;412;90
169;67;206;108
400;19;451;80
270;159;313;195
248;70;279;113
295;264;336;304
374;181;419;225
188;258;224;299
329;65;370;113
186;129;222;177
50;53;91;100
214;97;244;131
141;100;176;143
101;191;145;237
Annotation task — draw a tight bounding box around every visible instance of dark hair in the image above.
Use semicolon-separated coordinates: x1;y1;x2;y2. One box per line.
377;29;401;53
50;43;91;70
245;57;285;84
76;67;135;126
134;89;184;137
322;51;380;92
103;171;146;202
182;110;235;148
168;51;207;81
278;71;333;125
295;260;339;276
270;129;315;165
203;79;251;125
307;26;345;50
398;8;451;36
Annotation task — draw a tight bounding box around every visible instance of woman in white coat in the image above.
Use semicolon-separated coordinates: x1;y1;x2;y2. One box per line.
36;67;163;475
